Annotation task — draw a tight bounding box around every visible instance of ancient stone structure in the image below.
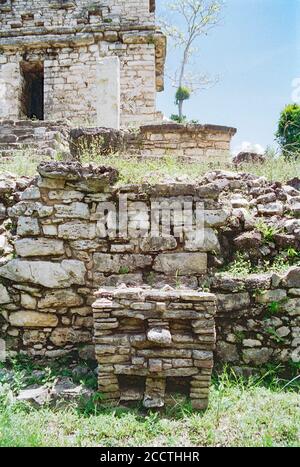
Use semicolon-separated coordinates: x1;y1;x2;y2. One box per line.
0;120;237;162
0;0;166;127
0;163;299;372
93;287;216;409
0;119;70;160
70;123;237;162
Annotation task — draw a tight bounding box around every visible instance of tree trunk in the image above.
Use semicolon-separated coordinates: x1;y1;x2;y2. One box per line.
178;100;183;120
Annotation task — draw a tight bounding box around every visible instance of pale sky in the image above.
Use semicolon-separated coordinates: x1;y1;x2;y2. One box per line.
156;0;300;154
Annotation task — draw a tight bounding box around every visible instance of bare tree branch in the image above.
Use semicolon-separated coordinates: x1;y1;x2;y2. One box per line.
160;0;224;120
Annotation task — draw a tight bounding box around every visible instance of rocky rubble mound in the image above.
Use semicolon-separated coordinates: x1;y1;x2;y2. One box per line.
198;170;300;266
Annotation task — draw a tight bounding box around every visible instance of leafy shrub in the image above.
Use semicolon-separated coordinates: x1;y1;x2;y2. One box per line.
276;103;300;159
175;86;191;104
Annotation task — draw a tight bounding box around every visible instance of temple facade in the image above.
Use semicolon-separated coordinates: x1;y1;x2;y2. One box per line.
0;0;166;128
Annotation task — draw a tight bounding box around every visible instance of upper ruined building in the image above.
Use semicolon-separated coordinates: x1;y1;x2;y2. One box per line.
0;0;166;128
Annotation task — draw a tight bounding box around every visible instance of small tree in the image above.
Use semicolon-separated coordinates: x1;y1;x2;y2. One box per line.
162;0;223;122
276;104;300;159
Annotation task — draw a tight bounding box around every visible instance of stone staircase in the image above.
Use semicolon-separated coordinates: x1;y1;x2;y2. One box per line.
0;119;71;162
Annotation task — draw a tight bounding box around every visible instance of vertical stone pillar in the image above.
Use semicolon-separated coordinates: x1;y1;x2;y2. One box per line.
95;56;120;130
0;61;21;119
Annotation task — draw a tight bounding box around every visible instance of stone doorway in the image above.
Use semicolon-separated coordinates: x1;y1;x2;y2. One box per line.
20;61;44;120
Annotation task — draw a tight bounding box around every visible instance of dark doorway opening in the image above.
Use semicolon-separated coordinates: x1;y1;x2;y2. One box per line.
149;0;155;13
20;61;44;120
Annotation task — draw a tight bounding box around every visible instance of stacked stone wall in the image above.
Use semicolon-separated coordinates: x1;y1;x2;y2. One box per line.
70;123;237;161
0;163;299;370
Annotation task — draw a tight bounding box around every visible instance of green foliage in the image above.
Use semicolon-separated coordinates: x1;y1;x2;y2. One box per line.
267;301;281;315
276;103;300;159
234;331;245;343
119;266;129;274
175;86;191;104
255;220;281;244
0;365;299;447
266;327;286;344
170;113;187;123
223;253;252;277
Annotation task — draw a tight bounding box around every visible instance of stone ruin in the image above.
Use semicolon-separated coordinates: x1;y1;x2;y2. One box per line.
0;161;299;408
0;0;165;127
93;287;216;409
0;2;299;410
0;1;236;163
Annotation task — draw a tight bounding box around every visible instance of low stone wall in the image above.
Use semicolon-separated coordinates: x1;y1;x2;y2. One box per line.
70;123;237;161
0;119;70;161
212;269;300;369
93;287;216;409
1;121;236;163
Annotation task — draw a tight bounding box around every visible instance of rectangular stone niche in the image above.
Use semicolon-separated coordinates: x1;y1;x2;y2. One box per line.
92;286;216;410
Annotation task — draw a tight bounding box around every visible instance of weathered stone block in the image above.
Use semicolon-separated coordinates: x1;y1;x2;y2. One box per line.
17;217;40;236
58;221;96;240
153;252;207;275
38;290;83;309
217;292;250;312
15;238;65;257
0;284;10;305
0;259;86;288
9;311;58;328
55;202;90;219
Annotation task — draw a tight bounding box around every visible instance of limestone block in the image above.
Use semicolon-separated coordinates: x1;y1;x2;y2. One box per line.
242;348;273;365
55;202;90;219
0;260;86;288
20;187;40;201
257;202;284;216
20;294;37;309
93;253;152;273
9;202;53;218
184;228;220;252
216;341;239;362
50;327;91;347
15;238;65;257
0;283;10;304
139;236;177;252
95;56;120;129
153;252;207;275
58;221;96;240
147;328;172;345
255;289;287;304
284;268;300;288
217;292;250;312
17;217;40;236
38;290;83;309
9;311;58;328
42;225;58;236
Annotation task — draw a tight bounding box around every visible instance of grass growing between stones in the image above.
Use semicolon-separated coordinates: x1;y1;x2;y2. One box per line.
79;153;300;185
0;150;299;184
0;364;299;447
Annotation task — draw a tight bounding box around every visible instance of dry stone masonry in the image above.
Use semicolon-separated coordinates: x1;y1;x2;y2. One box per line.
70;123;237;162
92;286;216;409
0;162;299;373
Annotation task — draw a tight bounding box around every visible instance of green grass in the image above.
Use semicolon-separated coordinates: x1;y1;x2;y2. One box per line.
0;365;299;447
0;152;39;177
1;149;299;185
80;153;300;185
